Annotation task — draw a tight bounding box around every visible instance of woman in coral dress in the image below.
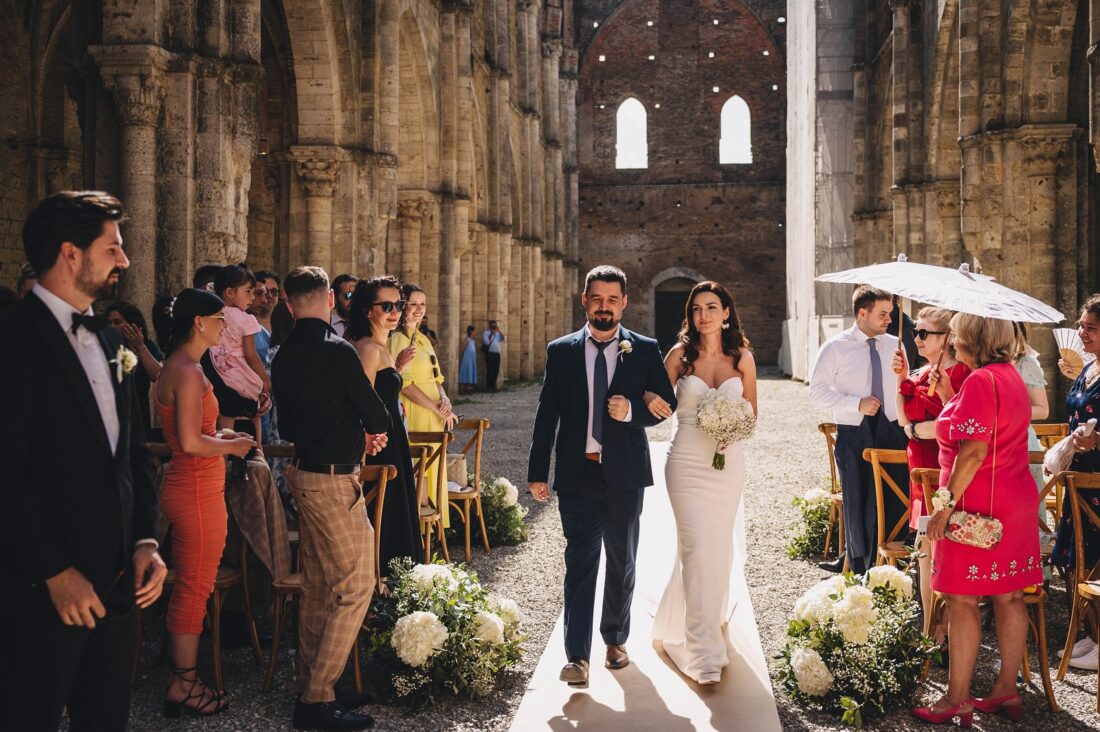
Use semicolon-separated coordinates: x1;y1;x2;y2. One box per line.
156;288;255;717
893;306;970;639
913;313;1042;725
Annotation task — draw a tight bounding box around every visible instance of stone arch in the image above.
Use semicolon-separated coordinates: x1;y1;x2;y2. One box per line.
650;266;705;350
281;0;344;143
925;0;960;180
397;11;440;192
614;96;647;169
1015;1;1080;124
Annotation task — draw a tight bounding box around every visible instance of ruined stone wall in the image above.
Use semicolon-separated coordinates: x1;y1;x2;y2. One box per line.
575;0;786;362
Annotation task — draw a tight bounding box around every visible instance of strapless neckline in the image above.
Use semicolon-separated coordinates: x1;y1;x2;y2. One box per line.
680;374;743;391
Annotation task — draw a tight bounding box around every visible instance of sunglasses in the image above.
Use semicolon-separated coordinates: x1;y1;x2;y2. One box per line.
429;353;440;379
341;291;354;300
914;329;947;340
373;300;407;313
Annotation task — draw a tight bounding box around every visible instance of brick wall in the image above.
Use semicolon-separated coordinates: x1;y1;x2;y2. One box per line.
576;0;786;362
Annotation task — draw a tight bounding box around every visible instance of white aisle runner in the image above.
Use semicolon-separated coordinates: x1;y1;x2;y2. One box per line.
508;445;781;732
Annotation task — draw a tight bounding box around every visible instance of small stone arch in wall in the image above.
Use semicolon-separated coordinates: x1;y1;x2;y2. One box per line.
650;267;705;352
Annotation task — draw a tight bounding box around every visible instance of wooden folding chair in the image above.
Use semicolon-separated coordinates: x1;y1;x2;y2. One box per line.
408;431;453;563
447;419;492;562
1032;423;1069;525
1054;471;1100;714
818;423;845;561
862;448;910;567
263;464;397;694
917;467;1059;710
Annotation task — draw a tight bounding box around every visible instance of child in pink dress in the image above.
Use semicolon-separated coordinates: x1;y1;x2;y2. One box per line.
209;266;271;449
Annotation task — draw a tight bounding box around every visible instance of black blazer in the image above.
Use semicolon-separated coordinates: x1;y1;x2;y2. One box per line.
0;292;157;609
527;326;677;492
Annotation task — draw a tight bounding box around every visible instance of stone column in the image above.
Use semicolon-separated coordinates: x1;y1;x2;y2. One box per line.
889;0;910;257
290;146;344;273
934;185;963;266
396;197;428;284
92;46;168;318
1090;0;1100;171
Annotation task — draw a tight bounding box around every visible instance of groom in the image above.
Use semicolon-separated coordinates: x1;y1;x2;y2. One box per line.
528;265;677;687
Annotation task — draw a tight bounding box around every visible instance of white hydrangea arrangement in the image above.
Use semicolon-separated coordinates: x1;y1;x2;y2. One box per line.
449;474;529;546
787;480;840;559
777;566;932;727
364;559;526;707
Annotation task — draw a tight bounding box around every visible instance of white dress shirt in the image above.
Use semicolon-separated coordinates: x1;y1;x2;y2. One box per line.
584;324;631;453
808;324;899;426
330;311;348;338
34;283;120;453
482;329;505;353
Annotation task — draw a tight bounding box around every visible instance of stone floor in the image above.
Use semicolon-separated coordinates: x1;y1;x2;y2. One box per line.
103;374;1100;730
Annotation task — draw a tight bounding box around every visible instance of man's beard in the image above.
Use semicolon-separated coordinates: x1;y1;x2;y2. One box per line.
588;311;618;332
77;261;121;301
336;300;352;318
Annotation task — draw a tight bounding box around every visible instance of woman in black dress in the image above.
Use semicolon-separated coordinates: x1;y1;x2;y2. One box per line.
346;276;421;573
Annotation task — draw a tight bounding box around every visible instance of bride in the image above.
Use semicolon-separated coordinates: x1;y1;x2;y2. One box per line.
644;280;757;685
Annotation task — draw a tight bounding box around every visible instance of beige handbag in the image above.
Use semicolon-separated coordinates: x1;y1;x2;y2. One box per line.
446;454;468;489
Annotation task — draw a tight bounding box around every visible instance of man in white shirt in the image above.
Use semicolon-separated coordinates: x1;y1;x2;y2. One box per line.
809;285;909;574
482;319;506;391
330;273;358;338
0;191;166;729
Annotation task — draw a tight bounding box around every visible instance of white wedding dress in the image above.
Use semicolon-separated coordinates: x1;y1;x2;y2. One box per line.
651;374;749;684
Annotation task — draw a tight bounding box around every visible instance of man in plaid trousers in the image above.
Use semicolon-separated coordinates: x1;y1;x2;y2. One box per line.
272;266;390;731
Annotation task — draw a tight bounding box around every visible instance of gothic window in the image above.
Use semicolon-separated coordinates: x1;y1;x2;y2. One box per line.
719;95;752;164
615;97;648;169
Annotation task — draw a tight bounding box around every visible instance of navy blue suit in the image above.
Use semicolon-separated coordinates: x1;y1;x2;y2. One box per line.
528;326;677;661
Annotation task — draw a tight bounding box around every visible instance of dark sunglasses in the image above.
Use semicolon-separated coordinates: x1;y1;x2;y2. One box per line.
914;329;947;340
429;353;441;379
341;291;354;300
372;300;407;313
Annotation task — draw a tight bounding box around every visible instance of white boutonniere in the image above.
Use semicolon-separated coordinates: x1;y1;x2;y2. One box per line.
618;340;633;360
111;346;138;383
930;487;953;513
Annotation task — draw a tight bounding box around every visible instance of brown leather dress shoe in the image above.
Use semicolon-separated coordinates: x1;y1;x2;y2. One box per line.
559;659;590;687
605;644;630;669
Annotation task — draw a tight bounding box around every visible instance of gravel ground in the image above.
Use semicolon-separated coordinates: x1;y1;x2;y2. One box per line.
112;374;1100;730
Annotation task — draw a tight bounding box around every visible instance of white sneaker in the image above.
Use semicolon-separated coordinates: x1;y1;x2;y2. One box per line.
1069;645;1100;671
1058;637;1097;660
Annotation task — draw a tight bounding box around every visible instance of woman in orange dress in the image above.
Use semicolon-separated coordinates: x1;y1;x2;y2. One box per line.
155;288;254;717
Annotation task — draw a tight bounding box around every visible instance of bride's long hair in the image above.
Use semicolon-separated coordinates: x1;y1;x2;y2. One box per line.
676;281;751;379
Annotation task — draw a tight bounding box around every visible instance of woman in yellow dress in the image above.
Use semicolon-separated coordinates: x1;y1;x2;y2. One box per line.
390;283;458;528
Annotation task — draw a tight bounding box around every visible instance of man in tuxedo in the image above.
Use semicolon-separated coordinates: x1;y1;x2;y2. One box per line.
527;265;677;687
0;191;166;730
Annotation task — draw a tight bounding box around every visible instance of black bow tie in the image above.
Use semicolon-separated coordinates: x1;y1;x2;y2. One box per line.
71;312;108;335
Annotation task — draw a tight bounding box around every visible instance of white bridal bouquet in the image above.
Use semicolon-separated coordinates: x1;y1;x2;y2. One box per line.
777;567;932;727
695;388;756;469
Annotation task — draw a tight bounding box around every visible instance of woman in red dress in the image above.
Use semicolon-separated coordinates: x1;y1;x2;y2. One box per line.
913;313;1043;725
893;307;970;640
155;289;254;717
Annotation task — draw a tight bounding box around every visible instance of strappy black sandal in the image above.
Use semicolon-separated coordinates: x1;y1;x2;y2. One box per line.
163;665;228;718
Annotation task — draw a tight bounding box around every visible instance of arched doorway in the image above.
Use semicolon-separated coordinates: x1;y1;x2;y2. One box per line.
654;276;696;352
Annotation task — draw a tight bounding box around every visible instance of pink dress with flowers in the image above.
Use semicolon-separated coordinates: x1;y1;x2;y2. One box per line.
931;362;1043;595
209;306;264;401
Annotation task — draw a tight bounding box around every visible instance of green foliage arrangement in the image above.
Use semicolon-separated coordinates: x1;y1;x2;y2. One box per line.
361;559;525;708
786;483;839;559
449;475;529;546
775;568;933;728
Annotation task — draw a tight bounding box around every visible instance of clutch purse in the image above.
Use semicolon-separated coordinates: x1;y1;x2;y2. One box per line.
945;369;1002;550
945;510;1003;549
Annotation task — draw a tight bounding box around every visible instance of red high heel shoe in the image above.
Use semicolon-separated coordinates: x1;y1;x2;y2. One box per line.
911;699;974;727
971;692;1023;721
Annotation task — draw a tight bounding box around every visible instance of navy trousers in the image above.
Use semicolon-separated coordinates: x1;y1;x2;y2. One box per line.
834;416;909;575
557;460;644;662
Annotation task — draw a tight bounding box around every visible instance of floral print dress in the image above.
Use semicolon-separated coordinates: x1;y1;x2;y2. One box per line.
931;363;1044;594
1051;367;1100;571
